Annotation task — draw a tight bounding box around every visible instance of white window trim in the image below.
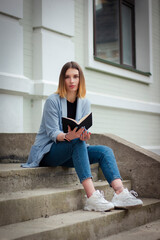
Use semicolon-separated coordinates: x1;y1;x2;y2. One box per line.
84;0;153;84
87;91;160;115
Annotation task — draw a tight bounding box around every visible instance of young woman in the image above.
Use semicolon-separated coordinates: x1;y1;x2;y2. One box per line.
22;61;143;211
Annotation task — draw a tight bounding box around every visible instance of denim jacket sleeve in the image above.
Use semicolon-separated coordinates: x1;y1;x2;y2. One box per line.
82;98;91;117
43;97;62;143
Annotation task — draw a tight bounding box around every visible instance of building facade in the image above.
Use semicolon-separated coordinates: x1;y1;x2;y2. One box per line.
0;0;160;154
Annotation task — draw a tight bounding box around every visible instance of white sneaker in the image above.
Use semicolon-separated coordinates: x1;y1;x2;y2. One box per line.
111;188;143;209
84;190;114;212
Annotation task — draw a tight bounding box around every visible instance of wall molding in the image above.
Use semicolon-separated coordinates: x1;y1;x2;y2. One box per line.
0;72;58;97
33;26;73;38
0;72;160;115
0;0;23;19
87;91;160;114
0;72;34;95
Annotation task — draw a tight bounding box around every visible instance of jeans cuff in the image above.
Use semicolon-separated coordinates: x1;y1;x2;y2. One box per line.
80;175;93;184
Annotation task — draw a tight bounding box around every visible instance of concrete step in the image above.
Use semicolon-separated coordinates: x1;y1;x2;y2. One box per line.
0;180;131;226
0;163;99;193
100;219;160;240
0;198;159;240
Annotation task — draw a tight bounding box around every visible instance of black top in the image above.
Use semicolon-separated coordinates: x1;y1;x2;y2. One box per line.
67;98;77;119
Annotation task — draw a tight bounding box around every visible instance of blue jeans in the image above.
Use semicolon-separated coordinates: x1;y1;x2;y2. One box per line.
40;139;122;184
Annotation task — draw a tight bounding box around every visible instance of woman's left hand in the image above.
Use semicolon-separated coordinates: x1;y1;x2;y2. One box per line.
80;129;91;141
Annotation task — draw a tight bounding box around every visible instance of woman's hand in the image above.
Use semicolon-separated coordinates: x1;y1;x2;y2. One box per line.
65;126;85;141
56;126;91;142
79;129;91;142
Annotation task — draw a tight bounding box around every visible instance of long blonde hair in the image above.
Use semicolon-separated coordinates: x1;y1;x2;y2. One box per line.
56;61;86;98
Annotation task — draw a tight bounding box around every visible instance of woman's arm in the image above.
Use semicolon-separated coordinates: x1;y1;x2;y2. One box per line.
43;98;63;143
81;98;91;117
56;132;66;141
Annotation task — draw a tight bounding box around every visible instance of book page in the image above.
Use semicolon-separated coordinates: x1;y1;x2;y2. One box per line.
78;113;91;124
62;117;78;124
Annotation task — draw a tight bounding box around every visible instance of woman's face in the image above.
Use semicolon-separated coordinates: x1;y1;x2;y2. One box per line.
65;68;79;94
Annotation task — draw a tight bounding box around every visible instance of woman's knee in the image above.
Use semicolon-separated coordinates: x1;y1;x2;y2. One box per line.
72;138;86;148
100;145;114;157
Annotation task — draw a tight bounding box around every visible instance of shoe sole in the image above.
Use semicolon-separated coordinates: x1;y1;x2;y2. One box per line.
84;206;114;212
114;204;143;210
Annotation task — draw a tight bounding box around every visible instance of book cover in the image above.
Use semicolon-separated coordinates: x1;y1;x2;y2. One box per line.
62;112;92;133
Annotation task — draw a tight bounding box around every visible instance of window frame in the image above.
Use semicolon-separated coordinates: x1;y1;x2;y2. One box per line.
93;0;136;69
120;0;136;68
84;0;152;84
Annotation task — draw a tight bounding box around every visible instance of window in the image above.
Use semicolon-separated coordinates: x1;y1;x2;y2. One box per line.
85;0;152;83
94;0;135;68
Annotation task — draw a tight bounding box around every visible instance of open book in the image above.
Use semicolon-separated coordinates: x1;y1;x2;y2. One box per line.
62;112;92;133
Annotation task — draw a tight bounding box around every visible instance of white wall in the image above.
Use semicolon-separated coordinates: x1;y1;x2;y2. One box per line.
33;0;74;36
0;0;23;19
33;0;75;84
0;15;23;75
33;28;74;83
135;0;152;73
0;0;24;133
0;94;23;132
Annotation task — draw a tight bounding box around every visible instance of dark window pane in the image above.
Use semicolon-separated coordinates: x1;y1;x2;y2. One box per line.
94;0;120;64
122;4;133;66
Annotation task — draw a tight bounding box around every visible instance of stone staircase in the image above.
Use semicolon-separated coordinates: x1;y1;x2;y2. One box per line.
0;133;160;239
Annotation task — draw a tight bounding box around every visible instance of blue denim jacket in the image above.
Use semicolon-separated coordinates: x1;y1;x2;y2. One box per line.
21;94;91;168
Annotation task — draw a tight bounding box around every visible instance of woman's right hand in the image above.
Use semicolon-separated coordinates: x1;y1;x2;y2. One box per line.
65;126;85;141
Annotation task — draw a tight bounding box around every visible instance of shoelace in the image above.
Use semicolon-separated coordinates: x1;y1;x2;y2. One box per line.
85;190;105;199
97;190;108;203
129;190;138;198
99;190;105;198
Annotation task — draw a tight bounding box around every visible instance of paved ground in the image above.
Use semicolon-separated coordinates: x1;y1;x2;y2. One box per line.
101;219;160;240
